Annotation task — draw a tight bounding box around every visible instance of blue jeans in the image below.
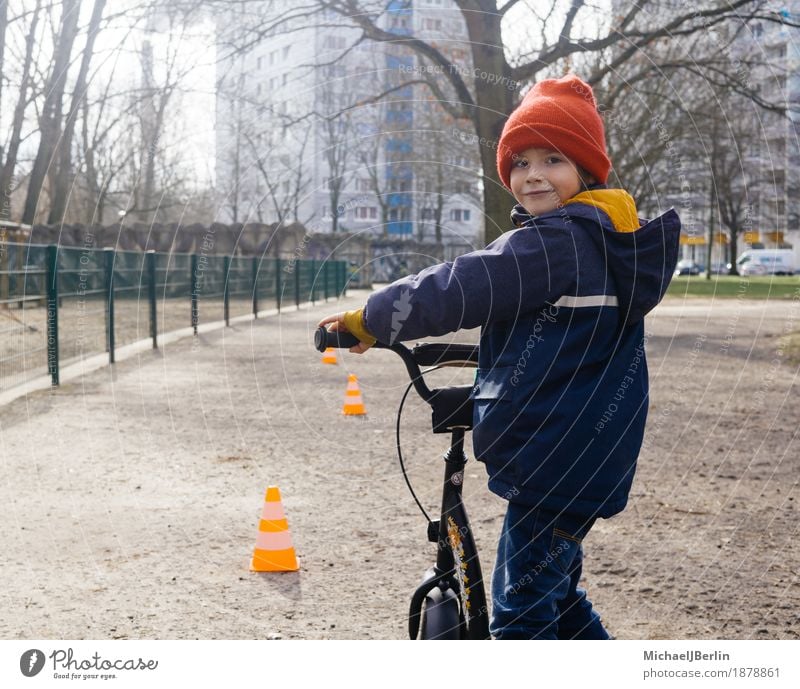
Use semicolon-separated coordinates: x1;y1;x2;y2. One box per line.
490;501;611;640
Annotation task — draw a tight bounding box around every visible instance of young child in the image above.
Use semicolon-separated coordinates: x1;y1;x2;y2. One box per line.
318;74;681;639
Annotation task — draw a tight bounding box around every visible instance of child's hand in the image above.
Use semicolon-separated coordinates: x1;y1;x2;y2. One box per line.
318;312;374;354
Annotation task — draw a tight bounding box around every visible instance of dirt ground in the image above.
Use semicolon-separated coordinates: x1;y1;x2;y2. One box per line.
0;296;257;390
0;290;798;640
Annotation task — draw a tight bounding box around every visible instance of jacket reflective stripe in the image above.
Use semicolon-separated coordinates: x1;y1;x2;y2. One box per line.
553;294;619;308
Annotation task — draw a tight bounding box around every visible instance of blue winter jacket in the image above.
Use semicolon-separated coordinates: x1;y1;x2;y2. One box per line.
363;188;681;518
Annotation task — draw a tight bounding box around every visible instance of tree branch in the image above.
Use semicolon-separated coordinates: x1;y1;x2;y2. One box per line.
318;0;476;114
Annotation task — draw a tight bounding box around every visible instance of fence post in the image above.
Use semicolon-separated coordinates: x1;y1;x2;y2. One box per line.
294;258;300;308
275;257;281;313
103;247;115;364
191;253;199;335
0;239;8;304
46;244;60;386
310;259;316;305
223;255;230;327
146;250;157;348
252;256;259;318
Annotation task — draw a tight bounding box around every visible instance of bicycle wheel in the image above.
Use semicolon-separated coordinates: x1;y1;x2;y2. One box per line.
419;586;461;639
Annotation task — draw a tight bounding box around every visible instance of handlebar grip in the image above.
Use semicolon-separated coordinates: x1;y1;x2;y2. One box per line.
314;326;360;352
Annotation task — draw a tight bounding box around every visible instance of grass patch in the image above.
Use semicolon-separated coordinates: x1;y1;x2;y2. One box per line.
666;275;800;299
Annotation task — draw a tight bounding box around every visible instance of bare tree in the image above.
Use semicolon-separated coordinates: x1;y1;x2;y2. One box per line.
0;1;7;128
247;121;313;226
287;0;797;243
132;9;194;223
0;0;42;211
48;0;107;224
319;93;355;233
22;0;81;224
78;79;140;224
351;104;390;231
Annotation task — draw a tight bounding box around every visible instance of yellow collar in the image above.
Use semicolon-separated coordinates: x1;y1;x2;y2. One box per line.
565;189;640;233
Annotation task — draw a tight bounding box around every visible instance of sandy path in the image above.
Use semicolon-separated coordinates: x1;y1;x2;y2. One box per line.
0;293;797;639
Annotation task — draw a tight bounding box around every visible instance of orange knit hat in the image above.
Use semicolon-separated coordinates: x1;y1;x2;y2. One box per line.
496;74;611;189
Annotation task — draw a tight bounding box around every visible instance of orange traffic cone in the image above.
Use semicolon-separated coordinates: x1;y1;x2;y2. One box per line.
342;373;366;416
250;486;299;572
322;347;337;365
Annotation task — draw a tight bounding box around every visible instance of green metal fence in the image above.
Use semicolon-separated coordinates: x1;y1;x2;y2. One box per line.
0;242;347;390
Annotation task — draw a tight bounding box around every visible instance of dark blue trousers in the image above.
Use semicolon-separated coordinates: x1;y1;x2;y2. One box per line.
490;501;611;640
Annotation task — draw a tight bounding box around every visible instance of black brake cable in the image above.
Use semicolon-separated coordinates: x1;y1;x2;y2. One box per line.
395;364;448;524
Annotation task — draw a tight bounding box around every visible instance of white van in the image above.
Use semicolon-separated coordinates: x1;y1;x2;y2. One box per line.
736;249;795;276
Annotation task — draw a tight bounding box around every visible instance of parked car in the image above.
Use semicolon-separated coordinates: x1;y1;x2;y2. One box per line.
675;259;701;276
704;261;727;274
736;249;795;276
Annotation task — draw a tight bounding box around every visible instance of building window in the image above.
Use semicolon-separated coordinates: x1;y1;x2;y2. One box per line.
450;209;470;222
283;45;290;58
355;207;377;220
356;178;371;192
257;56;263;69
421;208;435;219
770;44;787;59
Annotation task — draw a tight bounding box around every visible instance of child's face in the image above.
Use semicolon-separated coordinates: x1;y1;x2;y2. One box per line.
509;147;585;217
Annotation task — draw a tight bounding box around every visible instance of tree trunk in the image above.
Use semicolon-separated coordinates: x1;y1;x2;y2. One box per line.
460;2;516;244
22;0;81;224
0;1;41;211
0;1;8;133
728;226;739;276
49;0;107;224
706;182;715;280
330;186;341;233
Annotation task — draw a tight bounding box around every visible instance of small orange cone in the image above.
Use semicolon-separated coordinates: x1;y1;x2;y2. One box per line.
342;373;366;416
322;347;338;365
250;486;299;572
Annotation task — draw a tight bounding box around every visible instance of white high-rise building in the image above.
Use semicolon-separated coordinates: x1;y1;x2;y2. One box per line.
215;0;484;248
608;1;800;268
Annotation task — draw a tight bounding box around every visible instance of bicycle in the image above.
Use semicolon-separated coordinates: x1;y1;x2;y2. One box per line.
314;326;491;640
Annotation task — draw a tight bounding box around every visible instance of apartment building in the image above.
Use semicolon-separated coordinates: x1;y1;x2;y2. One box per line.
608;1;799;268
215;0;483;247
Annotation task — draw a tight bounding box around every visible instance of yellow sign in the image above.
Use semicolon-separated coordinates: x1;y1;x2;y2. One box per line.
744;231;760;243
680;235;706;245
765;231;784;243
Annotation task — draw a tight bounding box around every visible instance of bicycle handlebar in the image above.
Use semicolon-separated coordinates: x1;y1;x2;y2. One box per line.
314;326;478;404
314;327;368;351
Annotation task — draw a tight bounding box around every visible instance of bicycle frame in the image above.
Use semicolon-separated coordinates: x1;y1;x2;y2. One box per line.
314;327;491;640
408;428;490;640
